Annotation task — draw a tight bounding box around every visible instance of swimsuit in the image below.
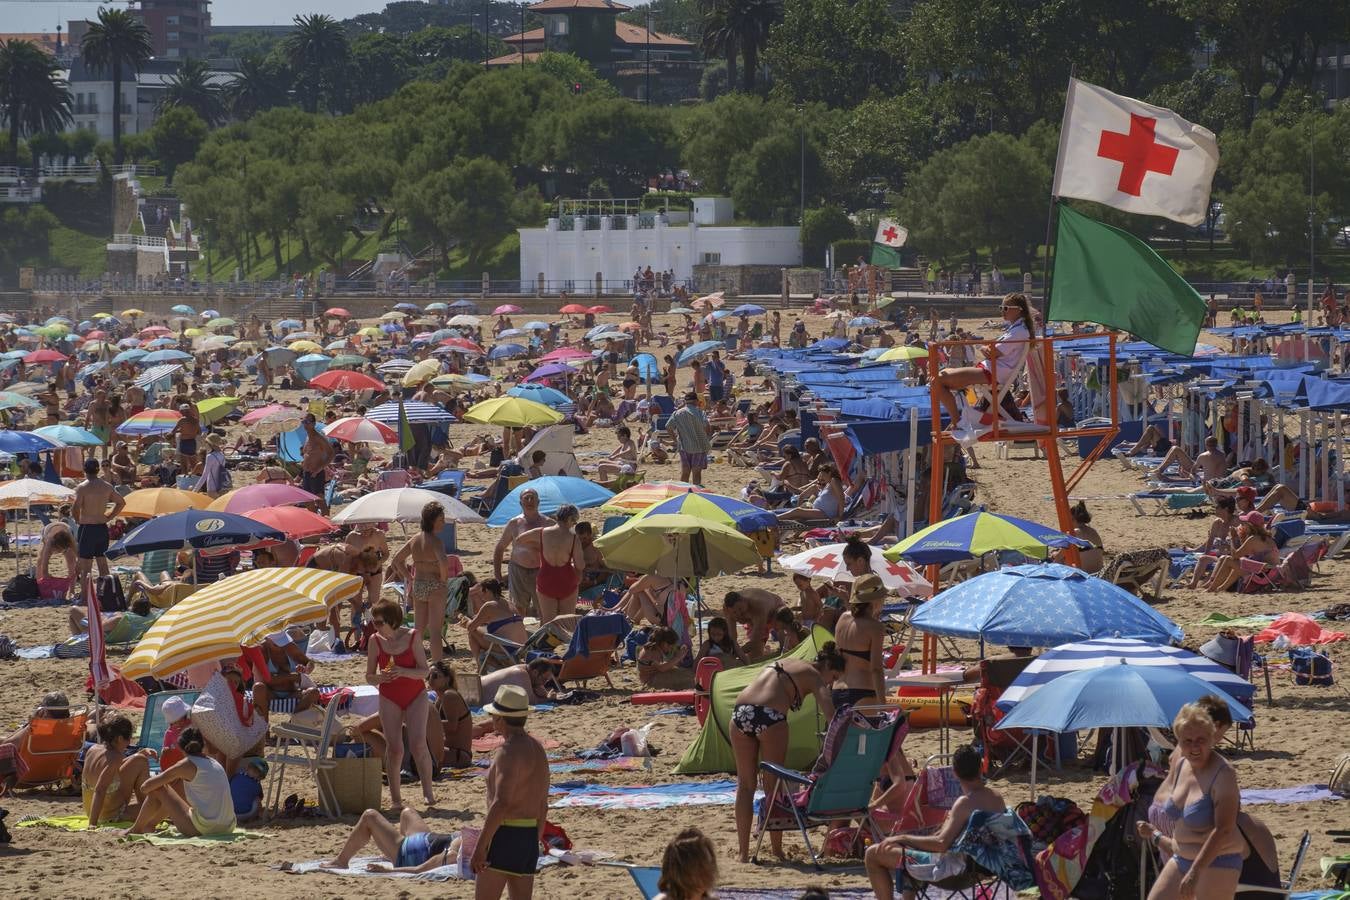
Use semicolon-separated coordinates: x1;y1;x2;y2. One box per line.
732;663;803;736
300;469;326;496
374;633;425;711
76;523;110;560
1157;759;1244;874
396;831;456;868
536;543;579;600
408;573;443;610
487;819;539;876
486;615;523;636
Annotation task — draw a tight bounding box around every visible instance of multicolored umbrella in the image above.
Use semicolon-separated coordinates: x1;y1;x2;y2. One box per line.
630;490;778;533
778;543;931;596
206;483;320;514
883;512;1090;565
324;416;397;444
116;408;182;436
601;481;708;513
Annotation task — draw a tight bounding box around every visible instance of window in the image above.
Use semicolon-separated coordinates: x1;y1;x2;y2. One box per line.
702;252;721;265
167;32;179;41
550;17;568;35
166;15;179;24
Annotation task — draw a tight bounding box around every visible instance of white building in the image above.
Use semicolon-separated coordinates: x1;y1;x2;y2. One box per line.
518;198;801;290
65;58;234;142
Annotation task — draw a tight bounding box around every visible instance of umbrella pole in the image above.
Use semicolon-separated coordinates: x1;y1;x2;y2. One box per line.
1030;732;1038;801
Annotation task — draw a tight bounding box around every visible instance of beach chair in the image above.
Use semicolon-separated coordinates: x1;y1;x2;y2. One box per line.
1129;490;1210;516
137;690;199;755
627;865;661;899
477;621;571;675
651;395;675;431
264;697;343;818
971;656;1040;777
1101;548;1169;600
554;613;628;688
1234;830;1311;898
906;808;1037;900
754;705;906;869
1;706;89;792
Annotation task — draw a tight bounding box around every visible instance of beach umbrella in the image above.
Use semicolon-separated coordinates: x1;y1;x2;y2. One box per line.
449;314;481;327
244;506;337;540
849;316;883;328
116;337;142;348
171;304;195;315
0;431;64;454
380;311;408;321
365;400;455;425
140;349;193;364
691;291;725;309
22;349;67;364
523;321;550;331
122;568;364;678
325;307;351;318
630;490;779;534
207;483;320;514
45;315;73;325
401;358;442;387
121;308;145;318
277;319;303;331
34;424;103;447
241;404;304;432
324;416;397;444
424;302;448;312
112;348;148;365
0;350;28;360
909;563;1184;649
559;303;590;314
394;302;421;313
882;511;1090;565
285;331;320;343
144;337;180;348
309;369;382;393
732;304;766;317
204;317;236;331
330;353;368;368
489;343;528;360
133;364;184;391
0;477;75;510
524;362;579;383
34;324;68;339
707;309;733;321
594;513;758;577
111;508;285;557
677;340;724;366
498;328;525;338
332;487;484;525
324;339;350;352
877;346;929;362
200;309;221;320
601;481;708;513
83;328;107;339
506;384;571;407
0;391;42;411
493;304;523;314
121;487;213;519
81;341;117;356
486;476;616;526
288;340;323;354
539;347;592;363
463;396;563;427
376;358;415;374
778;543;931;596
426;374;476;391
260;346;299;365
294;353;332;381
139;325;172;337
196;396;240;425
440;337;485;354
996;638;1256;711
448;300;478;311
588;305;612;314
668;306;694;315
117;409;182;436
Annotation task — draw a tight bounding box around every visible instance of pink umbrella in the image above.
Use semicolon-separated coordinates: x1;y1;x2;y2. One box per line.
324;416;397;444
140;325;172;336
539;347;592;363
208;482;320;514
493;304;523;315
309;369;383;392
244;505;336;539
23;349;67;364
240;404;304;431
588;305;612;314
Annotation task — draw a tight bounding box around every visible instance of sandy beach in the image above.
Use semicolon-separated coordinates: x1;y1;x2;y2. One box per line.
0;304;1346;899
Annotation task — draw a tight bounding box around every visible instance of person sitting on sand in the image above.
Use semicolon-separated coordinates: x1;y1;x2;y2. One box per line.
596;425;638;482
83;714;154;826
864;744;1006;900
126;727;236;837
697;616;747;670
247;632;321;720
480;659;559;706
655;827;719;900
36;521;77;600
638;627;693;690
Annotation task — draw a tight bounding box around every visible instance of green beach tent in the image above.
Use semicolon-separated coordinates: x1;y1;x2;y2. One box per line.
674;626;832;775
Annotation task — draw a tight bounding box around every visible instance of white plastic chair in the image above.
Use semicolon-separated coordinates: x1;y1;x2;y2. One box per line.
264;699;343;818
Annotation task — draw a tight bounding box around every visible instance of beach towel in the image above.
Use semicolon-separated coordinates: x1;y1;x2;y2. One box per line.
281;857;464;881
1255;613;1347;646
549;780;739;810
453;756;650;778
473;734;562;753
16;814;132;831
1195;612;1281;629
718;891;877;900
120;827;269;846
1240;784;1343;805
15;646;56;659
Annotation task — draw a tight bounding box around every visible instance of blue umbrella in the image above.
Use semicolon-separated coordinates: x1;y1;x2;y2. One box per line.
732;304;766;317
423;302;448;312
110;509;286;557
677;340;725;366
884;511;1090;565
585;324;613;340
277;421;324;464
34;424;104;446
45;316;73;325
201;309;221;319
394;303;421;313
261;346;298;365
849;316;883;328
1;349;28;360
366;400;455;425
380;322;406;334
523;321;550;331
277;319;303;331
487;476;615;526
77;320;95;333
140;349;193;364
489;343;528;360
996;662;1252;733
112;348;148;365
294;353;333;381
507;384;571;407
709;309;733;320
909;563;1183;648
499;328;525;338
146;337;179;348
171;304;195;315
449;300;478;311
630;353;660;383
0;431;64;454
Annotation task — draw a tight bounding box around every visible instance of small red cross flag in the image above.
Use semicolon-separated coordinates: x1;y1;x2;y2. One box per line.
874;219;907;248
1052;78;1218;226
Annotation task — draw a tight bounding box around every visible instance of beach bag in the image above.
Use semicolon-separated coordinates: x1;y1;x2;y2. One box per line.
1291;647;1333;686
2;573;39;603
823;826;867;859
1330;754;1350;798
1016;797;1087;851
96;575;128;613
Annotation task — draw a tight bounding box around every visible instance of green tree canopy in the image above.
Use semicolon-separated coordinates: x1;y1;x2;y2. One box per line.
150;106;209;182
0;39;72;164
763;0;904;107
79;7;152;163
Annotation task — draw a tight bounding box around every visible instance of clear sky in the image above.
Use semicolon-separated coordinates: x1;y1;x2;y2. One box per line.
4;1;390;33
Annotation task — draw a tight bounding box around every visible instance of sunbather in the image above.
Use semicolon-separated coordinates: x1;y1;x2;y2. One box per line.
460;578;527;659
321;806;462;873
83;714;153;826
126;727;236;837
67;595;157;639
775;464;845;522
1203;513;1278;592
697;616;747;670
615;573;674;626
479;659;558;706
1149;436;1229;483
637;627;692;690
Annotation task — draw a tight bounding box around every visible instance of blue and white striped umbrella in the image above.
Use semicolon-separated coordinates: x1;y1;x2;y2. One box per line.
366;400;455;425
135;363;184;390
996;638;1254;710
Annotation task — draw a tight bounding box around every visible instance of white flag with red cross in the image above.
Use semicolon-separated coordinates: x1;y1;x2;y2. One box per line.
874;219;907;248
1052;78;1219;227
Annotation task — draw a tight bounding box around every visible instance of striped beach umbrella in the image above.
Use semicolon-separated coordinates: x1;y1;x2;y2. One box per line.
630;490;779;534
121;487;213;519
996;638;1255;709
122;568;364;678
365;399;455;425
883;512;1091;565
134;364;184;391
117;408;182;436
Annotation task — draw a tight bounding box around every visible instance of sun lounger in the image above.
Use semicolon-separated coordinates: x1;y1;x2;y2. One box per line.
1129;490;1209;516
1102;548;1170;599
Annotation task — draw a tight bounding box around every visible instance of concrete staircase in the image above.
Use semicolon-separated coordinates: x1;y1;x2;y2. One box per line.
241;296;315;322
888;267;926;293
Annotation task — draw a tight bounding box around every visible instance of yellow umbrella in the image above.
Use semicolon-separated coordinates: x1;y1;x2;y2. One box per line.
359;326;383;338
185;327;206;337
877;345;929;362
592;513;759;577
429;373;477;390
122;568;364;678
92;312;112;320
204;317;237;331
121;308;145;318
197;396;240;425
463;396;564;427
289;340;323;353
380;311;407;321
401;358;441;387
121;487;213;519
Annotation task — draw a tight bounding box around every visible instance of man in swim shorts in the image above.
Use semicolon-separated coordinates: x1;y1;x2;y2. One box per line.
493;489;552;618
472;685;549;898
72;458;125;597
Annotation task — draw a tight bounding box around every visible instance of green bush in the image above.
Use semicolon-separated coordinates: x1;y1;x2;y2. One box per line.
831;238;872;267
801;204;855;266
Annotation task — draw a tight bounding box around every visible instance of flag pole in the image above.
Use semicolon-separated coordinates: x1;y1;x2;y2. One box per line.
1041;72;1077;331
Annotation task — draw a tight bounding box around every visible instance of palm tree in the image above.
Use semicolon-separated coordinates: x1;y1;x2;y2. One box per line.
0;39;73;164
79;6;153;164
719;0;780;92
226;54;291;119
283;14;349;114
158;56;223;124
696;0;738;90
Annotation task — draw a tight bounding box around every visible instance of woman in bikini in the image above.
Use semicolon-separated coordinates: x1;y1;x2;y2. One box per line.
730;642;845;862
366;600;436;810
427;662;473;770
517;504;583;625
830;569;888;712
460;578;528;661
83;714;154;826
1204;513;1278;593
1137;701;1245;900
389;502;456;663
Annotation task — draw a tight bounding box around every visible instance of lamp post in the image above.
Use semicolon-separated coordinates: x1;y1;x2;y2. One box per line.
484;0;490;68
520;2;526;69
645;7;652;104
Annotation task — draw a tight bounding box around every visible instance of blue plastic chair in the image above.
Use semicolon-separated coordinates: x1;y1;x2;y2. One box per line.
627;866;661;899
137;690;199;760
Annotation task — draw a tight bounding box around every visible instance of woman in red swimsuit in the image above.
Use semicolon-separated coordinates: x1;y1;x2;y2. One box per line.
517;504;584;625
366;600;436;810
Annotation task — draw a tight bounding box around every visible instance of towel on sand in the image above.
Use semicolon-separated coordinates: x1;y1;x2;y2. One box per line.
550;780;739;810
1255;613;1347;645
120;828;270;846
281;857;463;881
1240;784;1343;805
17;814;131;831
1194;612;1280;629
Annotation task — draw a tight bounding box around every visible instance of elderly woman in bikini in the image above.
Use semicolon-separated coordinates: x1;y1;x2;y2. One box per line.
389;502;459;663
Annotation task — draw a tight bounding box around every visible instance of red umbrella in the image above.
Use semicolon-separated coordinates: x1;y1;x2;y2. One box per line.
559;304;590;314
324;416;397;444
588;305;612;314
244;506;336;540
309;369;383;392
539;347;592;363
23;349;67;364
439;337;485;354
85;329;109;340
325;307;352;318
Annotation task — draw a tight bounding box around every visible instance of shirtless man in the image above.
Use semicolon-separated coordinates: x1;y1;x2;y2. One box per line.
85;387;112;461
493;489;553;618
300;413;334;515
1148;435;1229;484
345;522;391;626
169;402;201;470
511;504;583;625
310;544;381;635
389;503;453;662
72;458;126;596
108;441;137;485
724;588;787;659
472;684;550;899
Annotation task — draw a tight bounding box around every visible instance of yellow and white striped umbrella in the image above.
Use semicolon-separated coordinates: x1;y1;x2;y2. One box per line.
122;568;363;678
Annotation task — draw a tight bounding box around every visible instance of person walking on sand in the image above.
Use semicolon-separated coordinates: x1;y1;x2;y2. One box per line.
300;413;334;515
493;488;553;618
390;502;456;663
72;458;125;597
666;391;712;486
512;504;583;625
472;684;549;899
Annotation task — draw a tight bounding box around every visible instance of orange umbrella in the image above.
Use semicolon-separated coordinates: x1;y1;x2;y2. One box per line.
244;506;337;539
559;304;590;314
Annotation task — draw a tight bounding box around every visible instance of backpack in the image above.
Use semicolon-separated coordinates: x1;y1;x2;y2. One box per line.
96;575;128;613
2;573;40;604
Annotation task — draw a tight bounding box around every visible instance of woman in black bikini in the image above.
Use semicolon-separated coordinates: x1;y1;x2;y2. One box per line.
730;642;845;862
831;571;888;711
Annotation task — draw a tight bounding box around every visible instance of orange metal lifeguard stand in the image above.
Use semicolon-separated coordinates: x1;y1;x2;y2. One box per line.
917;330;1122;673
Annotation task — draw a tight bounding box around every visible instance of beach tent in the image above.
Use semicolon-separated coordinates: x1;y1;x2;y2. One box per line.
513;424;582;477
675;626;831;775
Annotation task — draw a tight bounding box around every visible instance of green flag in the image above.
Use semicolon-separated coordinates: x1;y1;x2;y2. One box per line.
397;396;414;453
870;243;903;268
1049;203;1205;357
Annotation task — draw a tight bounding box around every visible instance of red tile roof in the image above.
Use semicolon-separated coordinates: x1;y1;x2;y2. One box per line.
503;27;545;45
612;21;694;46
486;50;546;66
528;0;631;12
0;33;63;56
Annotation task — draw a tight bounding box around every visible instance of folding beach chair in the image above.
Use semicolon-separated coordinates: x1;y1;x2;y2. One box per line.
264;697;343;818
1102;548;1170;600
754;705;906;869
1;706;89;793
136;690;199;757
1234;830;1310;898
907;809;1037;900
971;656;1039;777
554;613;628;688
627;865;661;899
1129;490;1210;516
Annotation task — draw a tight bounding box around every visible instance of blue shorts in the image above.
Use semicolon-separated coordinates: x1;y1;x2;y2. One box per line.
396;832;431;868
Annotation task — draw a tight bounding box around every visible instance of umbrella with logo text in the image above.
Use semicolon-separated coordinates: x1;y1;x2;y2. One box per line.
109;509;285;557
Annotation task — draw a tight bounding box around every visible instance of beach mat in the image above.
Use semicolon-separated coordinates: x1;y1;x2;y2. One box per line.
453;755;650;778
1194;612;1280;629
1241;784;1343;805
550;779;738;810
281;857;464;881
17;814;132;831
120;827;270;846
473;734;562;753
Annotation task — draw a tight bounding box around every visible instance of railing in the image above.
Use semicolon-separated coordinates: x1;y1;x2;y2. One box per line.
110;234;168;249
0;185;41;203
0;163;157;181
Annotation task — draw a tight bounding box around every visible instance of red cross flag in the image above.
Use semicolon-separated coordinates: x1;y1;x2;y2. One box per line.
1052;78;1218;226
874;219;907;248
